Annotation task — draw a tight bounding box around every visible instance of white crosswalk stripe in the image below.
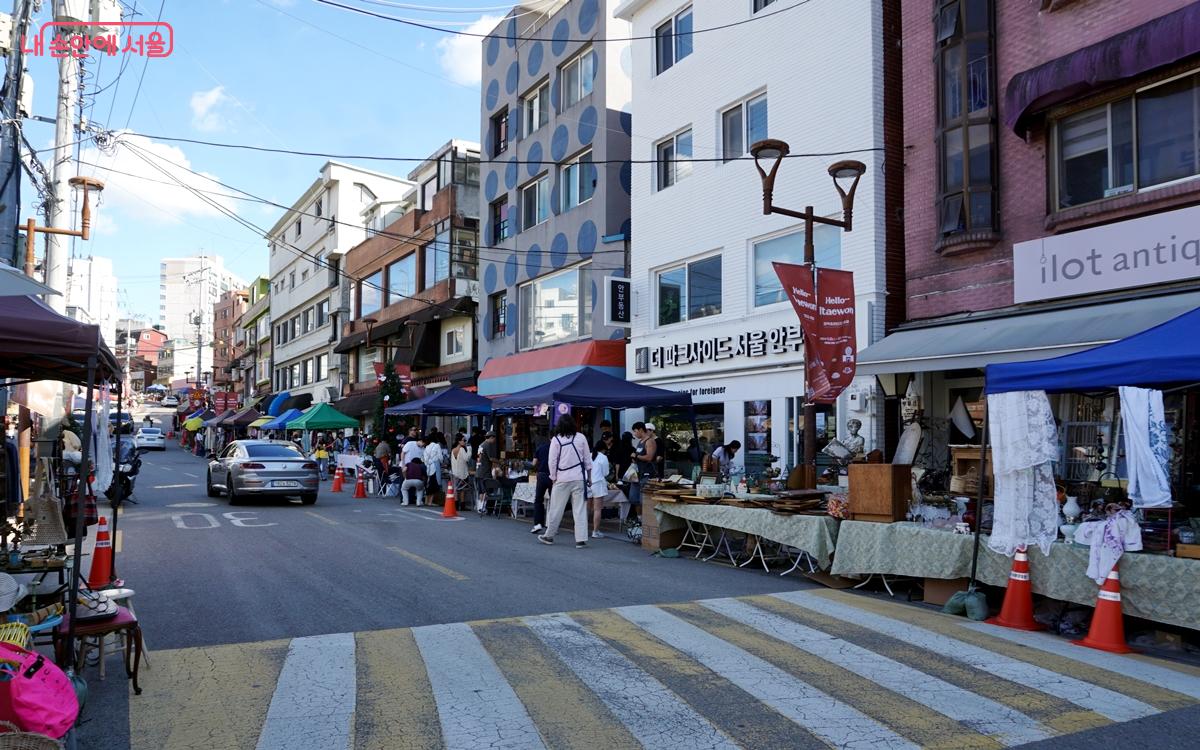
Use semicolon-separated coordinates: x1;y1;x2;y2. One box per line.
773;590;1160;723
701;597;1052;746
618;604;920;750
255;633;356;750
523;612;740;750
412;621;547;750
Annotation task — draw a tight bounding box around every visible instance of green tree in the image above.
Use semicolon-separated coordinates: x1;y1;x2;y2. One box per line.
370;367;408;454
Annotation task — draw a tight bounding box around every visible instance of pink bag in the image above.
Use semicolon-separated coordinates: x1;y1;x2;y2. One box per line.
0;641;79;738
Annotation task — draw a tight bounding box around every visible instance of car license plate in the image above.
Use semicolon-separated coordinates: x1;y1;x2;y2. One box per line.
273;480;301;488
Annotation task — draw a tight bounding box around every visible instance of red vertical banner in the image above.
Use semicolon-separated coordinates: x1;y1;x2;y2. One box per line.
773;262;856;403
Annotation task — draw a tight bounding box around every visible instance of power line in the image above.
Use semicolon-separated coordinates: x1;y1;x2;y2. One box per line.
121;0;166;132
313;0;814;44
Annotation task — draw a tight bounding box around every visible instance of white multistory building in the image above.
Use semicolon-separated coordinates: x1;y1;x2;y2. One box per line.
64;256;119;351
159;254;245;383
267;162;414;405
615;0;891;477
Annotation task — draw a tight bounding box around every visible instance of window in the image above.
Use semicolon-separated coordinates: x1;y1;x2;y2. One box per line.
722;93;768;161
316;299;329;327
519;264;592;350
451;228;478;279
315;197;323;218
315;353;328;382
522;81;550;136
453;151;481;186
294;219;301;239
937;0;997;236
490;197;511;243
291;316;300;339
521;174;551;230
424;233;451;289
289;363;301;388
438;155;453;189
303;358;314;385
491;108;509;157
313;253;322;272
560;48;595;110
655;6;693;75
753;226;841;306
387;255;416;305
1053;72;1200;209
301;308;312;333
560;151;595;211
357;347;378;382
490;291;507;338
445;328;464;357
289;271;295;289
657;255;722;326
301;270;309;283
360;271;383;316
753;0;777;11
656;129;692;189
421;176;437;211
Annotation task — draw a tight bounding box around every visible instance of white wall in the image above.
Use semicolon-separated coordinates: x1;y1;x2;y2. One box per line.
158;255;245;381
64;256;118;351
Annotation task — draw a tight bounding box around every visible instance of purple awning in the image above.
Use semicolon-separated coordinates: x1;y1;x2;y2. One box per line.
1004;1;1200;134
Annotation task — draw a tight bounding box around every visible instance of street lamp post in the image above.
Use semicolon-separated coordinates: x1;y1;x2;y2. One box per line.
22;176;105;277
749;139;866;475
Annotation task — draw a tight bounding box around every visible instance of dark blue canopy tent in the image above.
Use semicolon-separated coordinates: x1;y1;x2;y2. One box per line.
384;387;492;416
491;367;694;411
986;305;1200;394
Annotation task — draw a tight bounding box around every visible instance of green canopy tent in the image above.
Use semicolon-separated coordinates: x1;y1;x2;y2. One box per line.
285;402;360;430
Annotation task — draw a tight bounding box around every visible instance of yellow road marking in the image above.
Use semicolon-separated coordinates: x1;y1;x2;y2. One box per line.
386;546;468;581
475;619;640;750
304;510;339;526
665;602;1000;750
130;639;288;750
802;590;1198;712
748;594;1112;736
355;628;443;750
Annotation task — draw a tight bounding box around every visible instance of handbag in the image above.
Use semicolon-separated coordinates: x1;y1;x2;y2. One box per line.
25;461;67;547
0;642;79;739
622;463;639;483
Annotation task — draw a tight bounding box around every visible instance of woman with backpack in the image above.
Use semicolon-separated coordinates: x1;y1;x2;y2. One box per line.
539;415;593;549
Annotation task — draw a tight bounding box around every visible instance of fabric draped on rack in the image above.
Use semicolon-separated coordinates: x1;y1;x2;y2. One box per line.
1118;386;1173;508
987;390;1060;557
1074;510;1143;584
94;384;114;494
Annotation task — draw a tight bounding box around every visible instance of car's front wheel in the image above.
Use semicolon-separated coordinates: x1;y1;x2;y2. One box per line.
300;493;317;505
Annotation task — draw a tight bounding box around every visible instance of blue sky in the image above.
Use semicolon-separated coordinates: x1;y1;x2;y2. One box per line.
22;0;508;322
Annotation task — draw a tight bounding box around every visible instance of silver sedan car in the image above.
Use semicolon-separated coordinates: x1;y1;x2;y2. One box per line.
206;440;319;505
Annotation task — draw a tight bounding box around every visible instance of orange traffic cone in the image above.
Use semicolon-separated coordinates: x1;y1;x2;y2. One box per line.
442;482;458;518
353;473;367;499
331;467;344;493
1076;564;1134;654
986;546;1044;631
87;517;114;589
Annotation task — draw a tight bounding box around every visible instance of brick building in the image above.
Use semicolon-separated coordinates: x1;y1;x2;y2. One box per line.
860;0;1200;468
334;140;481;431
213;288;249;396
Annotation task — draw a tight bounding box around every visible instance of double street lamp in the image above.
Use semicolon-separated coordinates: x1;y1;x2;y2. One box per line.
749;138;866;476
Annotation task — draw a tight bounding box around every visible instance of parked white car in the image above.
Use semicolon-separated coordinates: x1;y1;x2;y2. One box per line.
134;427;166;451
161;395;179;408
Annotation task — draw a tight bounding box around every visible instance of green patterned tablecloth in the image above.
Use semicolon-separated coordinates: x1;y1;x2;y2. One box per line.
831;521;1200;630
656;504;839;569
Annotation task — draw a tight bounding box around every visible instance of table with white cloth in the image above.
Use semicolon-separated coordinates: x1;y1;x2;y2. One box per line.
830;520;1200;629
335;454;364;474
655;503;840;570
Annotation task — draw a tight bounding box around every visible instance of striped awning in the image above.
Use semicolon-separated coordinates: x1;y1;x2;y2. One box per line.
477;339;625;397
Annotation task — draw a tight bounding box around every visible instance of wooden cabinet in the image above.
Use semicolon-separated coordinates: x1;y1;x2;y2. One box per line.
848;464;912;523
640;493;685;551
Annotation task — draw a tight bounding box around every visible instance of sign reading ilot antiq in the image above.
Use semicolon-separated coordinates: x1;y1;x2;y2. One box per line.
1013;204;1200;303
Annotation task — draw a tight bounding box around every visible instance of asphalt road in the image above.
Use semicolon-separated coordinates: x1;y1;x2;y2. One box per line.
71;406;1200;749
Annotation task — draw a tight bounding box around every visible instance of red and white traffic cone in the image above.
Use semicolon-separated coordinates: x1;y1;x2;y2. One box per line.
353;473;367;499
1076;563;1134;654
987;545;1044;631
331;467;344;493
87;517;114;589
442;482;458;519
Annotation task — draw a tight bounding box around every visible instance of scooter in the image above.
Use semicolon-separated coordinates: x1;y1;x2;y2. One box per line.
106;446;149;505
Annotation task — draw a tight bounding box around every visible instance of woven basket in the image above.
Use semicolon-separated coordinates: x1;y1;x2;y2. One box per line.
0;722;62;750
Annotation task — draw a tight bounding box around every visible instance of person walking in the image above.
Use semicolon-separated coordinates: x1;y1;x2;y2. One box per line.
314;440;330;480
590;437;612;539
539;415;593;549
530;431;552;535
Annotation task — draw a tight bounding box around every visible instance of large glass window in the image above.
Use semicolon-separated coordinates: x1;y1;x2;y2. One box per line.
560;151;595;212
519;264;591;350
420;176;437;211
451;228;478;279
453;150;481;186
721;94;767;161
359;271;382;317
522;81;550;137
1053;72;1200;209
655;6;692;75
656;129;692;190
387;255;416;306
753;226;841;306
937;0;996;237
560;48;595;110
657;254;722;326
357;347;378;382
425;231;451;289
521;174;550;230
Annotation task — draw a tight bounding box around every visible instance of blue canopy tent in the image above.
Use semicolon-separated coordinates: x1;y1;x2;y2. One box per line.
261;408;302;431
385;387;492;416
491;367;694;411
267;391;291;417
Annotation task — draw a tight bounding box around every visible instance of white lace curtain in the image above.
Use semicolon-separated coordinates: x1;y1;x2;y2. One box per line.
987;390;1059;557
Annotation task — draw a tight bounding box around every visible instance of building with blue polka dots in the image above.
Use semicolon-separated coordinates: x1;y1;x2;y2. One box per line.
476;0;634;398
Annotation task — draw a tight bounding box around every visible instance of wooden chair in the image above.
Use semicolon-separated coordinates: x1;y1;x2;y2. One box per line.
53;606;143;695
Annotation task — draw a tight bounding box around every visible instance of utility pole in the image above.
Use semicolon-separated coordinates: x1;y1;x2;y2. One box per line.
194;312;202;388
1;0;31;268
44;1;82;313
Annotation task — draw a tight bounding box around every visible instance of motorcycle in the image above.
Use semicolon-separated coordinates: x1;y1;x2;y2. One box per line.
106;445;149;506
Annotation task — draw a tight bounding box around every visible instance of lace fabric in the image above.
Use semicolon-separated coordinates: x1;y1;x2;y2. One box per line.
1119;386;1173;508
987;390;1059;557
94;384;114;493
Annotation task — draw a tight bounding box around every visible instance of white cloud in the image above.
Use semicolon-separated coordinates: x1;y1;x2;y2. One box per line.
79;133;239;223
189;86;230;132
437;15;502;86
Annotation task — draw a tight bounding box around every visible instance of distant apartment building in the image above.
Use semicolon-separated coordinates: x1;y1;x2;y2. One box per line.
337;140;481;429
236;277;272;403
475;0;633;396
267;162;415;407
64;256;119;350
213;288;248;395
159;255;245;381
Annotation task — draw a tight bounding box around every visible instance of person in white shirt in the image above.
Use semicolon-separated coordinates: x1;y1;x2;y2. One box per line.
589;438;612;539
423;433;446;493
401;434;425;467
710;440;741;476
540;415;593;549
